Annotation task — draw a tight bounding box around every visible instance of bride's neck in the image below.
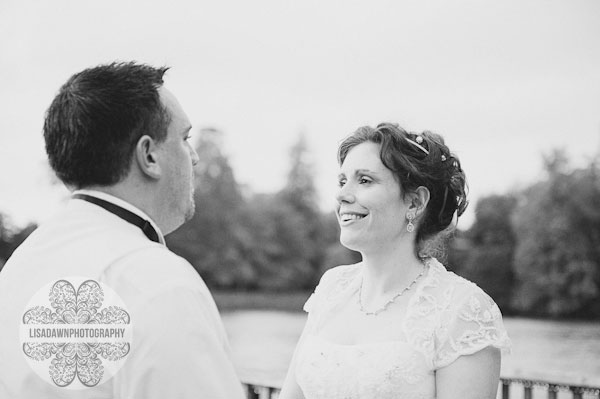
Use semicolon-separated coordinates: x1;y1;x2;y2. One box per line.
360;239;423;296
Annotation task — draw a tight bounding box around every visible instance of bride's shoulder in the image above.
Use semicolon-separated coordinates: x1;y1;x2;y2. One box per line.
426;258;478;290
315;263;362;297
423;257;498;308
320;263;362;283
303;263;361;313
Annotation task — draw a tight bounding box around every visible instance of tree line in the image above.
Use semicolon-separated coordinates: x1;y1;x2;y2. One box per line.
165;128;360;291
449;150;600;319
1;130;598;319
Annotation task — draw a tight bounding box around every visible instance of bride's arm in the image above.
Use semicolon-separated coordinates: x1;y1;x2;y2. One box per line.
433;277;510;399
435;346;501;399
278;322;310;399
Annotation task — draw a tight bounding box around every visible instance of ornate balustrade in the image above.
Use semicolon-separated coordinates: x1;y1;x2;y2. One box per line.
244;383;280;399
500;377;600;399
243;377;600;399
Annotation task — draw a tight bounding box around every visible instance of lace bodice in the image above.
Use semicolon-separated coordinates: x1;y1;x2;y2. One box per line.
295;258;511;399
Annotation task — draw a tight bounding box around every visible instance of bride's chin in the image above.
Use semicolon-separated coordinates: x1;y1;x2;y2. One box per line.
339;235;364;252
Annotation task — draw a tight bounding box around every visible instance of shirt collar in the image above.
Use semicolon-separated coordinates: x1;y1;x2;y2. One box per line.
72;189;166;245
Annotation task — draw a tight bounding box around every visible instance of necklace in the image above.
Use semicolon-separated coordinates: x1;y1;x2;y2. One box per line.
357;264;427;316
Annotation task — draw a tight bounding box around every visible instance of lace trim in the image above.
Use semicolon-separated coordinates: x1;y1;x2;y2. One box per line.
434;291;512;369
304;264;361;313
296;335;434;399
304;259;511;370
404;258;512;369
303;264;361;333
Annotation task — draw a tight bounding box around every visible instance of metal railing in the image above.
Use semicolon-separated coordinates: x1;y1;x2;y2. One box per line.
243;377;600;399
244;383;280;399
500;377;600;399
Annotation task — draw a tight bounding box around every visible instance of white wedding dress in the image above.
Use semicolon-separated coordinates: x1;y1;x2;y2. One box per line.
295;258;511;399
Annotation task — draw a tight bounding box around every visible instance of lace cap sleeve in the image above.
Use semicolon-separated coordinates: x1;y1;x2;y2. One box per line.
304;265;344;313
433;283;512;370
303;289;318;313
303;264;361;319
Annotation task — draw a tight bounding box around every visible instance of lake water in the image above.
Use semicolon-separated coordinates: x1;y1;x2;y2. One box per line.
222;311;600;390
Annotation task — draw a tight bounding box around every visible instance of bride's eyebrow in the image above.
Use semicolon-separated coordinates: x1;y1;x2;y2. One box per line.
355;169;377;175
353;169;381;180
338;169;380;180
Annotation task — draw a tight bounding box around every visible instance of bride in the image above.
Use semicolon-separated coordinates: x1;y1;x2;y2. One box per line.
279;123;511;399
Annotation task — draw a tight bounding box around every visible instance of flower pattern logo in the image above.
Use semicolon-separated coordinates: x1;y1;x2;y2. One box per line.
21;279;131;388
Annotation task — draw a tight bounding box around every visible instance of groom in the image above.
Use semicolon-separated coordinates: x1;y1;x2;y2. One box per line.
0;62;245;398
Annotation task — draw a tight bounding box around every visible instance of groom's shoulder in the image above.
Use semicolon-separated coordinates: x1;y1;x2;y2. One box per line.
111;245;203;290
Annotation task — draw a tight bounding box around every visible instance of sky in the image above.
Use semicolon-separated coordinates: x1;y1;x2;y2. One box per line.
1;0;599;229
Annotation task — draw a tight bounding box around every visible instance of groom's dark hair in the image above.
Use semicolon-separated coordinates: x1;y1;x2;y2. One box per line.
44;61;170;188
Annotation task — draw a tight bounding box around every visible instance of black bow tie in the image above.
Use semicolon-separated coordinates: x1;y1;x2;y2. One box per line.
72;193;161;244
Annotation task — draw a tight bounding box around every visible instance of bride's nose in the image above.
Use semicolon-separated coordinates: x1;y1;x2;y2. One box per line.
336;184;355;204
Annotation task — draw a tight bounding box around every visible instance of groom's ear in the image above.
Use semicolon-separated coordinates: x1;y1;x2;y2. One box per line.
134;135;162;179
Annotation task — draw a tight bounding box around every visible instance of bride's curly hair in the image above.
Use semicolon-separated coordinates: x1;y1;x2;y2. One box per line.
337;122;468;256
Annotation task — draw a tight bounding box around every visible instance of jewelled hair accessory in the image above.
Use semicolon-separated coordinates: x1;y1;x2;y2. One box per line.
405;133;448;162
405;135;429;155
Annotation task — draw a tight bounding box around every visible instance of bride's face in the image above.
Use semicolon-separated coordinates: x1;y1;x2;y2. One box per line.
336;141;410;252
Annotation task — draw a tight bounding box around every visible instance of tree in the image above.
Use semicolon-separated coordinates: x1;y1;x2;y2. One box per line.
166;128;250;289
449;195;517;311
281;133;319;217
166;129;362;291
279;133;327;286
511;151;600;318
468;195;517;248
235;194;315;290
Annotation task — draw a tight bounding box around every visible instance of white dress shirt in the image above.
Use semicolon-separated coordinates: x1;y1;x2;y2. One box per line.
74;189;167;245
0;191;246;399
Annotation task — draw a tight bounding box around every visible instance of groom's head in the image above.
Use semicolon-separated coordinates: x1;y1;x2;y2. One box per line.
44;62;199;233
44;62;171;188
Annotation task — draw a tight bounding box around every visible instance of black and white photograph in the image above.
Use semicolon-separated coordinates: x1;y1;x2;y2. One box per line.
1;1;599;398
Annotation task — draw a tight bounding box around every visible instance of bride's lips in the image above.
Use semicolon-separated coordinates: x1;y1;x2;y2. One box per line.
338;211;368;225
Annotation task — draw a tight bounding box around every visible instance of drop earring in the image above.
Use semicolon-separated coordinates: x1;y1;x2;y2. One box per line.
406;212;415;233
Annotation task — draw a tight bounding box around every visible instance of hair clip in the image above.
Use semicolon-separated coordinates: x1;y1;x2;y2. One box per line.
441;155;447;162
405;135;429;155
